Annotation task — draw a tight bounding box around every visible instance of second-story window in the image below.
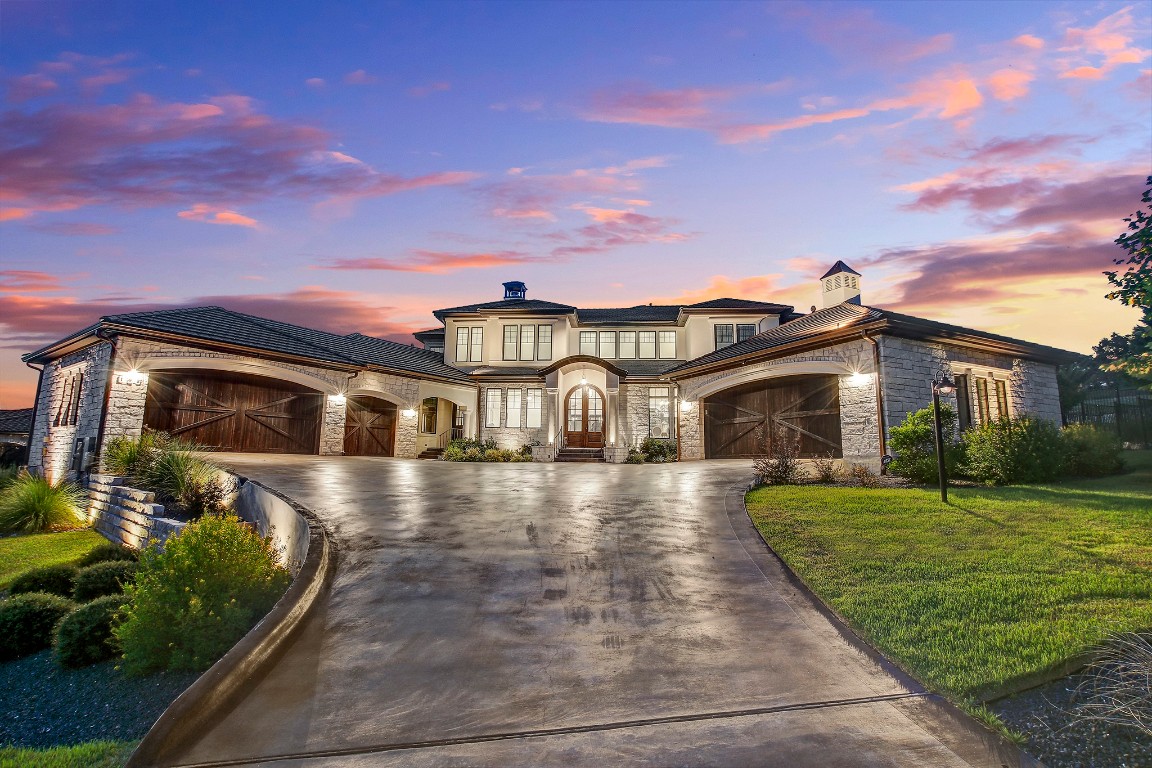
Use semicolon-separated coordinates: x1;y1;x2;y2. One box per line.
456;327;469;363
503;325;518;360
658;331;676;359
737;324;757;342
469;327;483;362
599;331;616;359
715;324;735;350
519;325;535;361
638;331;656;359
457;327;484;363
537;325;552;360
618;331;636;358
580;331;597;356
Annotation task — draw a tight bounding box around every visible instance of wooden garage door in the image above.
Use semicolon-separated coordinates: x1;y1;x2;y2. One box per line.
144;370;323;454
343;396;397;456
704;374;842;459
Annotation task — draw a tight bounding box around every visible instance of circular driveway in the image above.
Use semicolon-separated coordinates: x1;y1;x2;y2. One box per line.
172;456;1029;767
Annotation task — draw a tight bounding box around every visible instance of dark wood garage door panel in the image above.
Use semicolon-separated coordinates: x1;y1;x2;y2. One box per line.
144;371;323;454
343;396;397;456
704;374;842;459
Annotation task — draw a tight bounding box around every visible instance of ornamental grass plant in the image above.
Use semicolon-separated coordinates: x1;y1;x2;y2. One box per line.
0;473;87;533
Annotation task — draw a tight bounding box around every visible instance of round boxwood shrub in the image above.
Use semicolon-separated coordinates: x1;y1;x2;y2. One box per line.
8;564;79;598
53;594;124;668
0;592;77;660
76;542;138;568
73;561;138;602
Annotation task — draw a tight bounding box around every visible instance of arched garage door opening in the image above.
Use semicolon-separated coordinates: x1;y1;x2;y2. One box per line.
344;396;397;456
144;369;323;454
703;374;842;459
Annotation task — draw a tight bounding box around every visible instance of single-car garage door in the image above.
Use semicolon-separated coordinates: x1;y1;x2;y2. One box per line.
343;396;397;456
144;370;323;454
703;374;842;459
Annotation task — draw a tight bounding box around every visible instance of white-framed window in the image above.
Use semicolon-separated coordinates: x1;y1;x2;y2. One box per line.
649;387;671;439
519;325;535;361
485;388;501;427
526;388;542;428
470;327;483;362
599;331;616;359
658;331;676;359
580;331;597;356
455;327;470;363
638;331;656;359
714;324;734;350
503;325;518;361
506;388;522;428
737;324;756;342
537;325;552;360
618;331;636;358
419;397;437;434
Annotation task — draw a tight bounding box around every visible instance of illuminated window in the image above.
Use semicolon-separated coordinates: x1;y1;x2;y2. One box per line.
537;325;552;360
658;331;676;359
455;327;469;363
648;387;670;439
526;389;542;428
503;325;518;361
618;331;636;358
506;388;522;428
485;388;501;427
470;327;483;362
580;331;597;356
419;397;437;434
638;331;656;359
519;325;535;361
599;331;616;359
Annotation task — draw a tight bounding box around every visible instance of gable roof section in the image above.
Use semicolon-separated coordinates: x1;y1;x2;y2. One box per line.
683;298;793;312
666;303;1076;377
24;306;472;384
576;305;683;324
433;298;576;320
820;260;861;279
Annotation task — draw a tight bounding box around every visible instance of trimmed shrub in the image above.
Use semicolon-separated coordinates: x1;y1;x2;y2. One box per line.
114;513;291;674
9;564;79;598
0;592;77;660
961;416;1065;485
0;473;87;532
887;404;964;485
76;542;138;568
1061;423;1126;478
73;561;138;602
624;448;645;464
639;437;677;463
53;594;123;668
443;441;530;462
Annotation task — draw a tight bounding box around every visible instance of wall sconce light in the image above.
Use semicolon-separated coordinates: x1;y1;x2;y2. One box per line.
680;399;694;412
115;370;147;385
402;407;417;418
847;371;870;387
328;393;346;405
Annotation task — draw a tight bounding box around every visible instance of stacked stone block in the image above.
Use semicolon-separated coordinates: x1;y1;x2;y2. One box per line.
87;473;186;550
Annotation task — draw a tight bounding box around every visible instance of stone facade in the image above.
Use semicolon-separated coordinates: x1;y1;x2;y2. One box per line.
29;342;112;482
477;384;554;451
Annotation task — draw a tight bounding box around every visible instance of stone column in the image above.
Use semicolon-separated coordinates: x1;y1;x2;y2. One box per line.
319;395;347;455
97;371;150;467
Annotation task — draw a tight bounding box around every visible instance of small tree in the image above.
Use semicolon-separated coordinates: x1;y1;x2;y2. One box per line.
1100;176;1151;386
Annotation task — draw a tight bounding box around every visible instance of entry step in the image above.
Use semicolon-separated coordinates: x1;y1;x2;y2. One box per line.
555;448;605;463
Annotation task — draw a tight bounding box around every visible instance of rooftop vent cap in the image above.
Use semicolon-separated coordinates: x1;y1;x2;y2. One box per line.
503;281;527;301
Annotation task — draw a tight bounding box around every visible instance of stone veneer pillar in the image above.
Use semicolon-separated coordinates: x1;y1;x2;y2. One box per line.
319;396;347;455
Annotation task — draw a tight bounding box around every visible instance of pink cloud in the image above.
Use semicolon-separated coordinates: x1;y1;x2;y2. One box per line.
1014;34;1045;50
0;270;67;293
0;91;477;221
6;73;57;103
178;203;259;228
770;3;953;68
549;211;690;258
964;134;1088;163
584;85;731;130
321;250;536;274
343;69;377;85
305;77;326;89
987;68;1034;101
408;81;451;97
28;221;118;236
1058;6;1151;80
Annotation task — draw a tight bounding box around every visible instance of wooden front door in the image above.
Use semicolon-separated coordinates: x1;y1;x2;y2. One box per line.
344;396;397;456
144;370;323;453
704;374;842;459
565;385;605;448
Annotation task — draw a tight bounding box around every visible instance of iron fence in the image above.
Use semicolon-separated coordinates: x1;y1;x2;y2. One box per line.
1064;386;1152;448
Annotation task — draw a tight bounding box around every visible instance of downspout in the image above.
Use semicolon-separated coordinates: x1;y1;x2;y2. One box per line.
674;385;682;461
93;330;120;474
862;330;888;464
24;362;44;473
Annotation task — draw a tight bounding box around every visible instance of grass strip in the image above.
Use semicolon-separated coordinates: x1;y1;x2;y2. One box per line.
0;530;105;591
745;450;1152;701
0;740;136;768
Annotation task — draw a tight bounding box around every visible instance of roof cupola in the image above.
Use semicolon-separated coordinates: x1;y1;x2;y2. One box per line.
502;281;527;301
819;261;862;308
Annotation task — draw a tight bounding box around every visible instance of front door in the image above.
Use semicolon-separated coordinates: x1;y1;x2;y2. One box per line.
565;386;605;448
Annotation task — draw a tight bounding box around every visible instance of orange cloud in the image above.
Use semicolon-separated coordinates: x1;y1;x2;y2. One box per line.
1059;6;1151;80
177;204;259;228
1014;34;1045;50
987;69;1034;101
322;250;537;274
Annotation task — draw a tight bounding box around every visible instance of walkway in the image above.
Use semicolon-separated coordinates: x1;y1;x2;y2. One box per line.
171;456;1030;767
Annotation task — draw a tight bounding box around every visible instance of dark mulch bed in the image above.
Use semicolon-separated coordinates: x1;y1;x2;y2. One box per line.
994;675;1152;768
0;650;198;748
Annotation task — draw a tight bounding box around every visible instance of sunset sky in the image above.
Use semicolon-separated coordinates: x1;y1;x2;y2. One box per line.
1;0;1150;408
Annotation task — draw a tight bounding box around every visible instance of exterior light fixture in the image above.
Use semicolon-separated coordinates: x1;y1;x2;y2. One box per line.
115;370;147;385
680;399;693;412
848;371;870;387
930;366;956;502
328;393;346;405
579;371;588;387
402;407;417;418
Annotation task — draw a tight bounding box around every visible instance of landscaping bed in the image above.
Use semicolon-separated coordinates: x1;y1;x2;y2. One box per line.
744;450;1152;761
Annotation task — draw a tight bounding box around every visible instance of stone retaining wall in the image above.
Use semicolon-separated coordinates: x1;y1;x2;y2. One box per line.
86;473;186;550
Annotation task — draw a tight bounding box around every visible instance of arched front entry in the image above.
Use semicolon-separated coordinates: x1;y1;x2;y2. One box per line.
344;396;397;456
703;374;842;459
143;369;323;453
565;384;605;448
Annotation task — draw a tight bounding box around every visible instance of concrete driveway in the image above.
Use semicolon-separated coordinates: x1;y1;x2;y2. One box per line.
172;456;1028;767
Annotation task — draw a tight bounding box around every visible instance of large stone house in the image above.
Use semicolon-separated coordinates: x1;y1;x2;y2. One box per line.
22;263;1071;479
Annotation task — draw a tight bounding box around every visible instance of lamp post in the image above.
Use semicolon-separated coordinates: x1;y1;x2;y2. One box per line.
931;367;956;503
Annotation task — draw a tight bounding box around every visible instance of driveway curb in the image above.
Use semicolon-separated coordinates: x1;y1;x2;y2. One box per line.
126;476;336;768
736;482;1043;768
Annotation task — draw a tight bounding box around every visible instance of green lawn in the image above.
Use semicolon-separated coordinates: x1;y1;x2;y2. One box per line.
0;530;106;591
0;740;136;768
745;450;1152;701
